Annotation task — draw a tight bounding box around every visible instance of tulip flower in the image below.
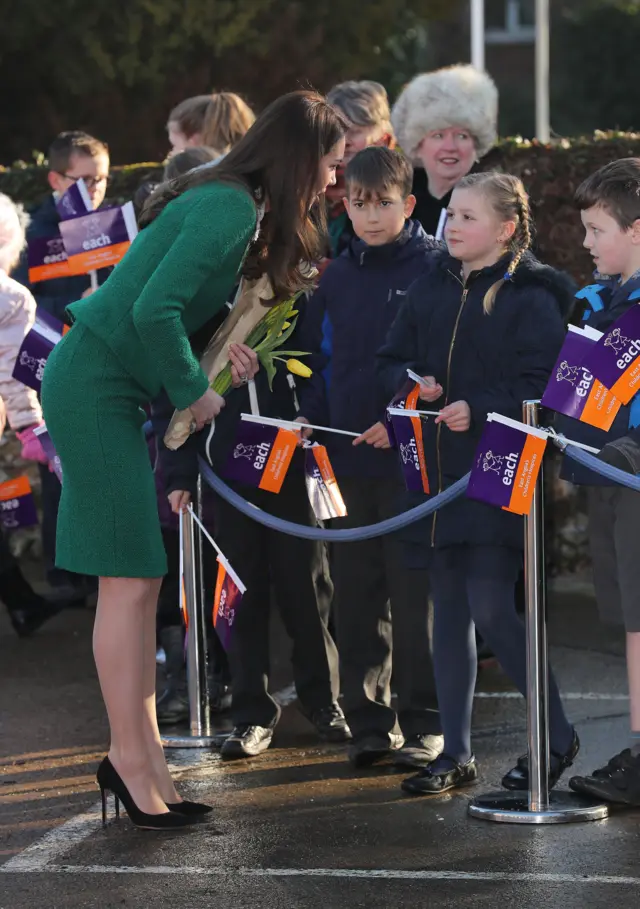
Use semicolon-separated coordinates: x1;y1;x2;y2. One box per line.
211;292;312;393
285;358;313;378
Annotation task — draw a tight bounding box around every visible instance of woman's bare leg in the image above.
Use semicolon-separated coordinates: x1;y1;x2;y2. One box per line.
141;582;182;803
94;576;169;815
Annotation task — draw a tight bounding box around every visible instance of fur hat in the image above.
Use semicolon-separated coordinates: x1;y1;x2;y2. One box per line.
391;65;498;163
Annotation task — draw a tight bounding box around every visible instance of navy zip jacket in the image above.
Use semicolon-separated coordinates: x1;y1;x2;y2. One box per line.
557;273;640;485
13;195;111;325
376;248;576;554
297;219;440;478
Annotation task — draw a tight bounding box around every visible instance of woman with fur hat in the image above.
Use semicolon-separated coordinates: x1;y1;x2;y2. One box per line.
392;65;498;236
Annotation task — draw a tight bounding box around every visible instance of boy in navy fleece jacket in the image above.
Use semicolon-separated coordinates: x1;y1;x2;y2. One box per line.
297;146;443;769
566;159;640;806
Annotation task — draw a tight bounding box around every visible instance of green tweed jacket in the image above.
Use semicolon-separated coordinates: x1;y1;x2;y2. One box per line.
68;181;258;410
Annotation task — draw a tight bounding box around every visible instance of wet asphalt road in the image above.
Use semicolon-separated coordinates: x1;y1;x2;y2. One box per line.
1;580;639;909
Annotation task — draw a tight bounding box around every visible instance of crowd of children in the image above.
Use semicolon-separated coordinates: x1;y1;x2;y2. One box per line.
2;67;640;808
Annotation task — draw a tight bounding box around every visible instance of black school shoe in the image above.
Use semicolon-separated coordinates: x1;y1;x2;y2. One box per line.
501;728;580;791
8;599;61;637
401;755;478;795
303;703;352;743
0;565;62;637
569;749;640;806
348;732;404;769
220;724;274;759
394;734;445;769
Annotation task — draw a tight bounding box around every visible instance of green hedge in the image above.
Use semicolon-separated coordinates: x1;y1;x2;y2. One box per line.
482;132;640;285
4;133;640;285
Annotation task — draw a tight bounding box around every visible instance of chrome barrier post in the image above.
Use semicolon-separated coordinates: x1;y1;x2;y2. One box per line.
197;474;207;642
524;398;550;812
162;502;218;749
468;400;608;824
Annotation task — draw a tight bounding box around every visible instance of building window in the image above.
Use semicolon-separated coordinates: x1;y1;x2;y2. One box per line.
485;0;536;44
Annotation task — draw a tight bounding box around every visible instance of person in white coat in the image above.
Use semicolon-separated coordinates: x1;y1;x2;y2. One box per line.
0;192;60;636
0;196;47;447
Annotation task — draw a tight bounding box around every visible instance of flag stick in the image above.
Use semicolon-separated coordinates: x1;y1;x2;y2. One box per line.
387;407;441;418
240;413;360;438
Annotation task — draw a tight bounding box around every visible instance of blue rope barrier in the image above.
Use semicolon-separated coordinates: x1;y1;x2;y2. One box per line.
562;443;640;493
148;420;640;543
197;456;470;542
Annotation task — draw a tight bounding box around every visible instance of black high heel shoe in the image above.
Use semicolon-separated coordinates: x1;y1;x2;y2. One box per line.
96;757;196;830
165;800;213;817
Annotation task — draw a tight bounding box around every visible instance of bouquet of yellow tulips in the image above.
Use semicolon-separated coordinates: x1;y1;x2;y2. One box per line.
211;293;312;394
164;276;313;450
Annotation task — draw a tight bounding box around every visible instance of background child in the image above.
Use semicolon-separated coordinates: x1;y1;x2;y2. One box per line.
0;193;62;635
155;305;348;757
564;159;640;806
325;81;395;258
297;146;443;769
377;172;577;795
167;93;255;157
13;130;110;604
163;147;218;182
14;131;111;323
151;145;228;727
200;93;255;157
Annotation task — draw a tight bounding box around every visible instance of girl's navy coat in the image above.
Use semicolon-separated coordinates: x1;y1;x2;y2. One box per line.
376;249;576;557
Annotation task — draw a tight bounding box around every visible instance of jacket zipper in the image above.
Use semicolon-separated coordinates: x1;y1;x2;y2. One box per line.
431;275;469;546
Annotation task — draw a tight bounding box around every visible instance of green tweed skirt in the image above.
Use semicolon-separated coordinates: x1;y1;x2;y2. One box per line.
41;323;167;578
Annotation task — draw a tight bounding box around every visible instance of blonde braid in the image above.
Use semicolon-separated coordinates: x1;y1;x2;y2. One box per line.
481;177;532;314
505;188;532;279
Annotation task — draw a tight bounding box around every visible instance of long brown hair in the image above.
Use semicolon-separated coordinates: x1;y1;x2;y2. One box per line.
142;91;347;295
456;172;533;313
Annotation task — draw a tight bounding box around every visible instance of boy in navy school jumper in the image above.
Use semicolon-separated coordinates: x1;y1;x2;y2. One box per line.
564;159;640;806
13;131;111;602
297;146;444;769
14;131;112;324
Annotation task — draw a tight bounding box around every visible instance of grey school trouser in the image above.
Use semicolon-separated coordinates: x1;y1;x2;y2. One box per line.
332;475;441;739
588;486;640;632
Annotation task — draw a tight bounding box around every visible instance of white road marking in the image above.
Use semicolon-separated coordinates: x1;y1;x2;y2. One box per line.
0;687;628;877
0;803;102;872
475;692;629;700
2;865;640;885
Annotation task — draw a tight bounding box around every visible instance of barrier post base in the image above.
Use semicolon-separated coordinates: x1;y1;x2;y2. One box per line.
161;731;228;750
468;790;609;825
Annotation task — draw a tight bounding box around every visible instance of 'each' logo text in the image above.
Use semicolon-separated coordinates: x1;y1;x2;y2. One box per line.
481;450;518;485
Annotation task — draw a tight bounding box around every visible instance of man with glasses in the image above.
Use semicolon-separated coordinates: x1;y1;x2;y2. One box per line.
14;130;111;607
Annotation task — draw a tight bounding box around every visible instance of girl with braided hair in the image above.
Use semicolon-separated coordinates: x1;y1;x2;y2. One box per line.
377;172;579;795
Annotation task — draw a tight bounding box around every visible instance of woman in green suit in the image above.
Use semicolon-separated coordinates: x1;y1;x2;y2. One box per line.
41;91;346;830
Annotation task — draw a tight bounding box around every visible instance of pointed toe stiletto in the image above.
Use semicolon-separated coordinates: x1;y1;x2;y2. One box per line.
96;757;197;830
165;799;214;817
